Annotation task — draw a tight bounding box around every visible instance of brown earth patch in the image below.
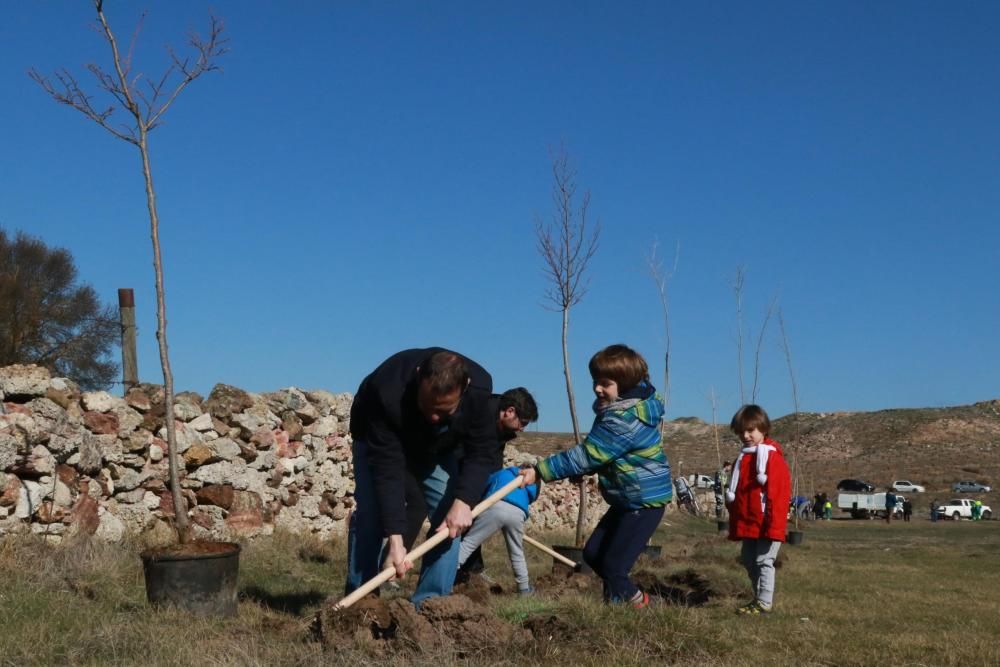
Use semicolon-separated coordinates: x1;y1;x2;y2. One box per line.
314;593;532;657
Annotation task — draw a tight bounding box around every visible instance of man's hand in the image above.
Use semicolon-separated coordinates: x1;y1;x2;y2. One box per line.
519;466;537;487
444;498;473;538
386;534;412;579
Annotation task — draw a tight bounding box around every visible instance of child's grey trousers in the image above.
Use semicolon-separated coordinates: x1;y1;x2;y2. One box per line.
457;501;530;593
740;538;782;608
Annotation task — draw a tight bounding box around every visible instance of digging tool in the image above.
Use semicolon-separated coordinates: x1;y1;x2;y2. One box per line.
332;475;526;611
523;534;580;569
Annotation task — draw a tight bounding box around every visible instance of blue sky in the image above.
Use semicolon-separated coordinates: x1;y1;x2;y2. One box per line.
2;2;998;432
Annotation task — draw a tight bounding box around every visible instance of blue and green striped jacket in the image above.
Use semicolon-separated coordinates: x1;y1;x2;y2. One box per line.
536;392;672;509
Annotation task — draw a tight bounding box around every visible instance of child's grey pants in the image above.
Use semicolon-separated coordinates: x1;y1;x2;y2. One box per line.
458;501;530;592
740;538;781;607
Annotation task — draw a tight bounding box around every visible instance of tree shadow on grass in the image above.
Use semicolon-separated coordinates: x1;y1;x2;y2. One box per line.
240;585;328;616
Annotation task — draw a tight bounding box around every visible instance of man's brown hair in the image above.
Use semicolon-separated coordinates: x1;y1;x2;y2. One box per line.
417;351;469;395
588;344;649;393
730;404;771;437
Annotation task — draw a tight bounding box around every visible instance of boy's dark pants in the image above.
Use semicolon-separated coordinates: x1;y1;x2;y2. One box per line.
583;505;664;602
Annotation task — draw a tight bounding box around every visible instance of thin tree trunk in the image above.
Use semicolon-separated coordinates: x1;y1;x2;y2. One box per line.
139;130;188;542
561;307;587;547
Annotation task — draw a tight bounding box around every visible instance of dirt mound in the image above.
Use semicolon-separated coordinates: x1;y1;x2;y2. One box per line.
632;567;715;606
314;593;532;656
451;571;505;604
533;569;600;595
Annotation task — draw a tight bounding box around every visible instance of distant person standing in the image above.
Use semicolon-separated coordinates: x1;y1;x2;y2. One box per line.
973;499;983;521
930;499;939;523
725;404;791;615
714;461;731;519
813;493;824;521
902;498;913;522
884;489;897;524
823;494;833;520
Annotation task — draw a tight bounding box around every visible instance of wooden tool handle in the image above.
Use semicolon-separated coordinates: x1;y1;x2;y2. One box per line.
523;534;579;568
333;475;525;611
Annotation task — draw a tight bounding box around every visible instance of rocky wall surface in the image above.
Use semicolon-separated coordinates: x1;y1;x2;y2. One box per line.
0;364;616;545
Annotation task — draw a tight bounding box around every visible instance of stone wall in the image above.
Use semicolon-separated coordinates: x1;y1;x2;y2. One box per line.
0;364;615;545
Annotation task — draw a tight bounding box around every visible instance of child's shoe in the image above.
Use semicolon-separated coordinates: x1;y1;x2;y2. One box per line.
736;600;772;615
630;590;651;609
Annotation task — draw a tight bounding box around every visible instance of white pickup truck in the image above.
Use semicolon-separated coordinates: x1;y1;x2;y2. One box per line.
936;498;992;520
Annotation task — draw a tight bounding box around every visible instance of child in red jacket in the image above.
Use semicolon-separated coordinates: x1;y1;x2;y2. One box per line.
725;404;791;614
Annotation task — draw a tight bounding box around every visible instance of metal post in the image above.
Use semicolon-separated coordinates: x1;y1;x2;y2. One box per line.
118;288;138;394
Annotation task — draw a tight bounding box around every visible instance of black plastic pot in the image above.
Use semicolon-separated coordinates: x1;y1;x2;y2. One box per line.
141;541;241;616
786;530;804;545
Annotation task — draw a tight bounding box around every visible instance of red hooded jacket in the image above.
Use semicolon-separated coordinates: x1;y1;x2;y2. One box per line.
727;437;791;542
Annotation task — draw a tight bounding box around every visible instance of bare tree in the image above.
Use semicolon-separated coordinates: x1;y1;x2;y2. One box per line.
732;266;746;404
750;297;778;403
30;1;227;543
645;239;680;419
536;144;600;547
778;308;803;529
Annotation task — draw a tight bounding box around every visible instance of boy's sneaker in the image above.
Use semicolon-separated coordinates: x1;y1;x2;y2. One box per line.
631;590;651;609
736;600;772;615
518;587;535;597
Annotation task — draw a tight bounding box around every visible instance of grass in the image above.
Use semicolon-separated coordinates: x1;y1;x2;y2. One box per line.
1;516;998;665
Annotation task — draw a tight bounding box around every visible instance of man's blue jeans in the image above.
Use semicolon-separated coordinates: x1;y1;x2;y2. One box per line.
345;438;462;607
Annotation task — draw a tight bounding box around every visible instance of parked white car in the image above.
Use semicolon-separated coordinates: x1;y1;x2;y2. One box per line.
686;473;716;490
892;480;925;493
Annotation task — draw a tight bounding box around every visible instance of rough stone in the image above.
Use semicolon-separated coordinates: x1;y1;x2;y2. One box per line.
0;365;51;398
183;444;214;467
189;460;245;486
124;387;152;412
125;430;153;453
306;415;340;438
196;484;234;509
16;480;43;518
110;405;143;438
173;399;202;422
188;413;215;432
0;474;22;508
206;437;241;462
95;506;126;541
84;411;120;435
204;384;255;421
0;432;17;469
46;377;81;409
81;391;118;413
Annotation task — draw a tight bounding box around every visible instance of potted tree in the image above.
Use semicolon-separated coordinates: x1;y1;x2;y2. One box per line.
32;0;239;614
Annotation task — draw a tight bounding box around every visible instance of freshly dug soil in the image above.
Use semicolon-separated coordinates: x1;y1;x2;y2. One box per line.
314;593;532;656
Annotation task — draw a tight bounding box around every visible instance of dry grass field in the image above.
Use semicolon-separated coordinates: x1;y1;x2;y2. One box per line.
1;512;997;666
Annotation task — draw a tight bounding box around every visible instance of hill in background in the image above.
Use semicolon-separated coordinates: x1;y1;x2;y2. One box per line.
516;399;1000;498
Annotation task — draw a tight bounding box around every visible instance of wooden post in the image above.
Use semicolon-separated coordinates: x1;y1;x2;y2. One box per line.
118;288;138;394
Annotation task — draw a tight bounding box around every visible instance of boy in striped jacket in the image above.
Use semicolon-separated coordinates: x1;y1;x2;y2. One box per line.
521;344;671;608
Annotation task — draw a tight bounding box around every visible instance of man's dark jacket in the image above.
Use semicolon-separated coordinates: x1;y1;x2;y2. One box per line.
350;347;496;536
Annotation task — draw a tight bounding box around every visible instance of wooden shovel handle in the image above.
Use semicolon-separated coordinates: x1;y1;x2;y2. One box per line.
523;534;579;568
333;475;526;611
